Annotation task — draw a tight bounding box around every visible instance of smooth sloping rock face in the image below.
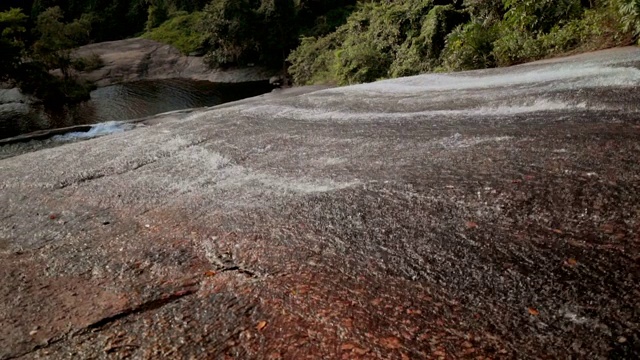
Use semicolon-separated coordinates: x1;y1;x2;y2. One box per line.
73;38;275;86
1;47;640;359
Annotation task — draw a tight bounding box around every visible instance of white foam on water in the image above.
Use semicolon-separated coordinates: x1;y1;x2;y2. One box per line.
243;99;588;123
439;134;514;149
53;121;134;141
153;144;360;204
329;64;640;95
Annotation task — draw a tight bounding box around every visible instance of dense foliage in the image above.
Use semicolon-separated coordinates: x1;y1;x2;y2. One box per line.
143;11;206;54
195;0;354;67
289;0;639;84
0;8;27;82
0;6;97;104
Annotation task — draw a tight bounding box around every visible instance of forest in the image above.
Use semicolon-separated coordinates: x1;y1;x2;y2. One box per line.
1;0;640;100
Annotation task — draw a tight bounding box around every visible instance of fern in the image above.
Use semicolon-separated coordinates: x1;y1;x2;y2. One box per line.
617;0;640;37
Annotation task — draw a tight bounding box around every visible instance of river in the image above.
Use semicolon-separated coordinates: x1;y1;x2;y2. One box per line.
0;79;272;140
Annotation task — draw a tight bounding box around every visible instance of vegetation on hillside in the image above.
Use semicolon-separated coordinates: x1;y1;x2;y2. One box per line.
289;0;640;85
143;11;206;54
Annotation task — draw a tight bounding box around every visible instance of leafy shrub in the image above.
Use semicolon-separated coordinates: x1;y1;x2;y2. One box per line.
199;0;299;68
494;2;631;66
335;41;393;84
256;0;299;68
0;8;27;82
287;0;637;85
16;62;95;105
492;28;544;66
146;4;169;31
200;0;260;67
144;11;206;54
617;0;640;41
302;6;355;37
390;5;468;77
441;21;499;70
289;0;468;84
330;2;404;84
287;30;345;85
71;53;104;72
491;0;586;66
502;0;584;33
463;0;505;24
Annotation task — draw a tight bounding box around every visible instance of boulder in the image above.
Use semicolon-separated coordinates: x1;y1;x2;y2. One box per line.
73;38;277;87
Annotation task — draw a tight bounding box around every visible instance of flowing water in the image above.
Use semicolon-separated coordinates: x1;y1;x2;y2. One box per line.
0;79;272;140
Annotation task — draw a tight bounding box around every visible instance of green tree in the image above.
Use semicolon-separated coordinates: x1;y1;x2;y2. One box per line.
617;0;640;40
145;0;169;31
257;0;298;68
32;6;91;79
463;0;504;24
200;0;261;67
144;11;206;54
0;8;27;82
502;0;583;33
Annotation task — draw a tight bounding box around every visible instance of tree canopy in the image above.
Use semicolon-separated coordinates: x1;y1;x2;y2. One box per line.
0;8;27;82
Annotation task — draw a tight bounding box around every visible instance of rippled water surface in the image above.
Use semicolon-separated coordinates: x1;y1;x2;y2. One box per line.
0;79;272;139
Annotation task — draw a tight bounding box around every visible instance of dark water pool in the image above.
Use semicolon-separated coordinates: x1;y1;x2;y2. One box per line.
0;79;272;140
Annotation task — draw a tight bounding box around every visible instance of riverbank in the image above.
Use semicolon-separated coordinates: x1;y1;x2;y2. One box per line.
0;85;331;159
1;38;278;140
73;38;278;87
1;47;639;359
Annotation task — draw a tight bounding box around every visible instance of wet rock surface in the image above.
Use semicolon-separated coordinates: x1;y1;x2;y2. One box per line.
73;38;276;87
1;47;640;359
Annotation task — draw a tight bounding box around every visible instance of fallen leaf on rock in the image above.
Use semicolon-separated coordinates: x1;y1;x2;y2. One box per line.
463;347;476;355
601;223;615;234
528;307;539;316
353;348;369;355
256;321;268;331
618;336;627;343
340;344;356;351
380;336;401;349
466;221;478;229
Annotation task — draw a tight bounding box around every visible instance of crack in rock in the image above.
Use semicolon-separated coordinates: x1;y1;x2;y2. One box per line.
86;286;199;330
1;283;199;360
201;238;260;278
